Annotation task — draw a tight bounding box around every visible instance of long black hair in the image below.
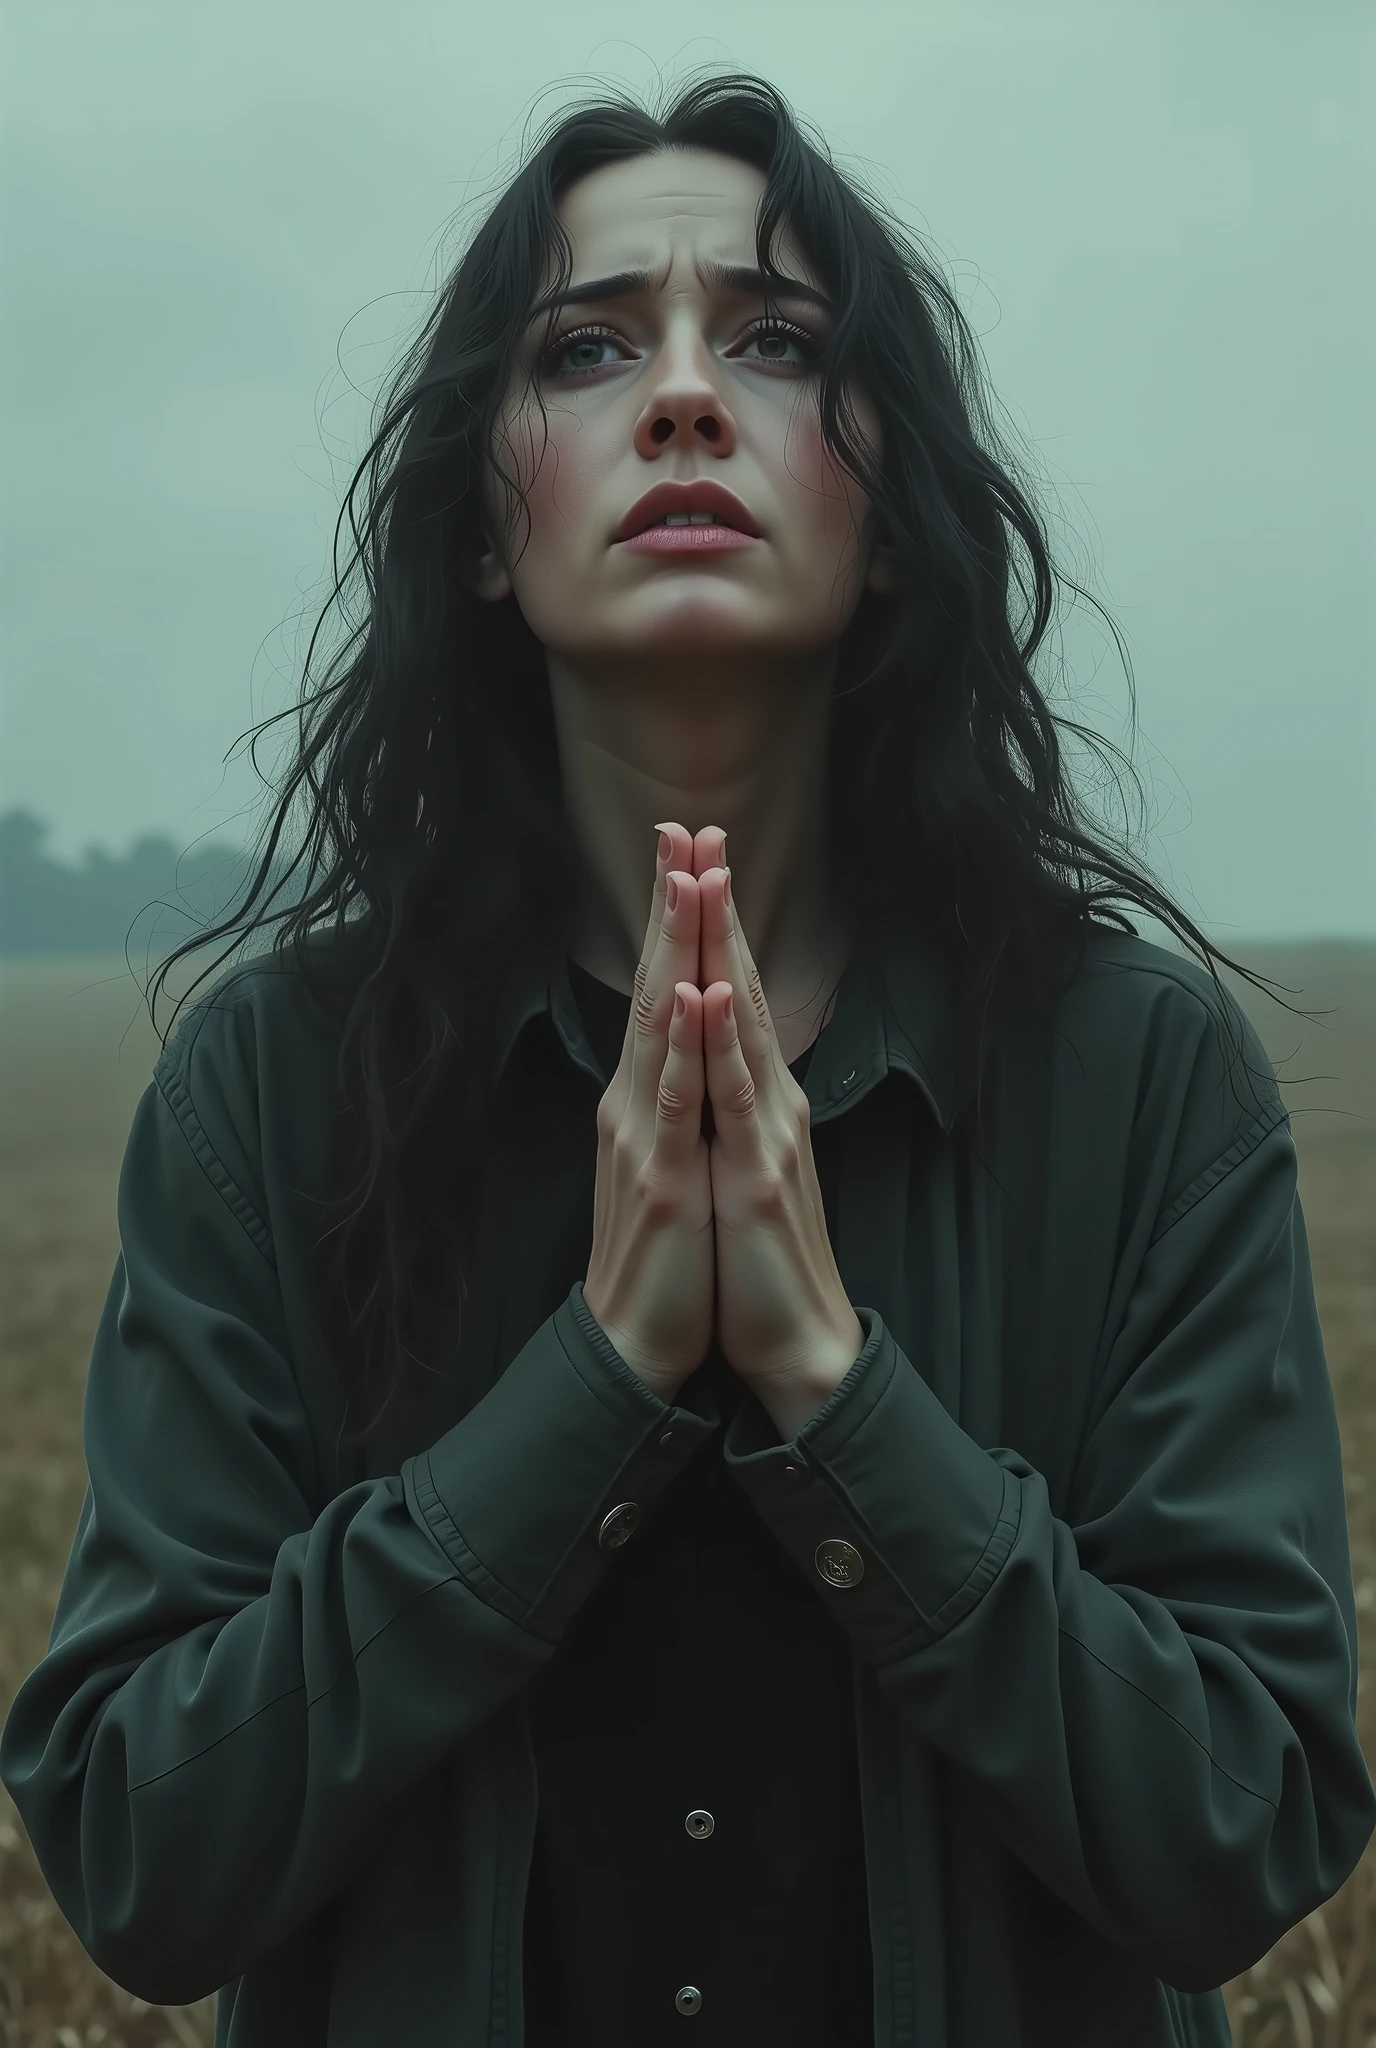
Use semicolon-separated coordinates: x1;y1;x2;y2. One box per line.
143;68;1308;1456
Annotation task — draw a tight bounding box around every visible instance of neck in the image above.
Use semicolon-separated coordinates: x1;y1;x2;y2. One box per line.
547;647;848;1048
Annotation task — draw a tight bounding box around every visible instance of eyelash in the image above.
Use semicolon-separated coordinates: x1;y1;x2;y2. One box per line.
537;315;822;379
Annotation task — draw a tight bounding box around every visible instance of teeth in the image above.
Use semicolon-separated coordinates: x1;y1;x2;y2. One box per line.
659;510;719;525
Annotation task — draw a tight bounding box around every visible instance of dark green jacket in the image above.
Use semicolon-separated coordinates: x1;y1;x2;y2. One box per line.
1;918;1371;2046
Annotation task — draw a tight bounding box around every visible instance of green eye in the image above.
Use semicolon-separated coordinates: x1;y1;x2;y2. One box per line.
536;316;822;380
539;324;622;377
738;319;822;365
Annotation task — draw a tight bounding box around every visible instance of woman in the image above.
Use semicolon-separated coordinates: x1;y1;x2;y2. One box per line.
1;70;1371;2048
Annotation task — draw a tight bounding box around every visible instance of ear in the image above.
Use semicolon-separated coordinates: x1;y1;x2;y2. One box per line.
864;536;897;598
471;534;513;603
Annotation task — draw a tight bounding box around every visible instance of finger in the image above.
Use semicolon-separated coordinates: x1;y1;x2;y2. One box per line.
653;979;706;1168
635;820;694;1005
691;823;727;883
607;822;693;1111
631;863;701;1114
701;976;764;1148
702;866;775;1070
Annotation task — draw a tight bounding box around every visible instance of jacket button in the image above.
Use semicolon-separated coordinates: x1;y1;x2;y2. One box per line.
598;1502;641;1549
684;1809;714;1838
815;1538;864;1587
675;1985;703;2015
782;1461;801;1479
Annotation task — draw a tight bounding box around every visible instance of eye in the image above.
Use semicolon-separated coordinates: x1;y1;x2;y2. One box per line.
537;323;625;379
535;316;823;381
735;317;823;368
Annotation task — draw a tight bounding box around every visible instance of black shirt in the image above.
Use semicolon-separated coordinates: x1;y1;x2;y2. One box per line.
4;920;1369;2046
522;958;875;2045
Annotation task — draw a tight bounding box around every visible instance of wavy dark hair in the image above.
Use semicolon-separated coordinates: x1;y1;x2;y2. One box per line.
143;68;1310;1457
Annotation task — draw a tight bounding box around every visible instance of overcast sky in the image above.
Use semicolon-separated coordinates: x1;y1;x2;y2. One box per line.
2;0;1371;941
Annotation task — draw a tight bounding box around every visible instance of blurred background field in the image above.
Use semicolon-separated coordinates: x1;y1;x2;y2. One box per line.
1;941;1373;2048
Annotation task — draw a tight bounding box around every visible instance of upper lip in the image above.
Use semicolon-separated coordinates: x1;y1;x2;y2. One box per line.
614;479;763;542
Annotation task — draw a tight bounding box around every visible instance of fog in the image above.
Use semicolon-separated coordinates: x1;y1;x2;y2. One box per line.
3;0;1371;941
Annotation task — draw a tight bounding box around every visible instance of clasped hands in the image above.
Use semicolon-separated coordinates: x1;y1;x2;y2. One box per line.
658;819;864;1418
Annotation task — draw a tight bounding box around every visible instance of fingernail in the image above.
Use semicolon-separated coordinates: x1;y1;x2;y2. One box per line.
723;867;732;908
666;874;679;912
657;829;672;864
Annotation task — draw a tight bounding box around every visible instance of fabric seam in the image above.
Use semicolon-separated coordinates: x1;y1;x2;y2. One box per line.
1148;1098;1289;1248
154;1062;276;1269
124;1569;481;1796
1057;1622;1279;1812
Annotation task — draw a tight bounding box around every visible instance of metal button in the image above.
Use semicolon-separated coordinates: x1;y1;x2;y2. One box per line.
684;1809;714;1839
597;1502;641;1549
842;1068;856;1086
782;1461;802;1479
675;1985;703;2015
658;1428;675;1447
815;1537;864;1587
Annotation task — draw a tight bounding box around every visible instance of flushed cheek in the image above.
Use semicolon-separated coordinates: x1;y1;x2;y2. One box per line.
781;408;873;574
535;419;604;559
500;405;603;584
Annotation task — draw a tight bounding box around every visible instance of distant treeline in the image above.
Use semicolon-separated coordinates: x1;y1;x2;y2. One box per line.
0;807;306;957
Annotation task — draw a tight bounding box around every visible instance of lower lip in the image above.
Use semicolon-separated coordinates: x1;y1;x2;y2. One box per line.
617;523;760;553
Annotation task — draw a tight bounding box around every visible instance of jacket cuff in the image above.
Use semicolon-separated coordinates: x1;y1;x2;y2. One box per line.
405;1281;718;1644
721;1306;1019;1656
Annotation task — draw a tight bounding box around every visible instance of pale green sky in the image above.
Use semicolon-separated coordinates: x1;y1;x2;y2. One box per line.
2;0;1371;939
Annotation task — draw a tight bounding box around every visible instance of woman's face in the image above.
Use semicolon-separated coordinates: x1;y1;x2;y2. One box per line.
475;146;893;663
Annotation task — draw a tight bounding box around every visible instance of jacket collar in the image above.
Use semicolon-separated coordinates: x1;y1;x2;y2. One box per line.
478;912;971;1137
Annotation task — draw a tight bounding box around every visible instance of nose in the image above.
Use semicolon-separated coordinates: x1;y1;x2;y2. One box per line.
632;327;738;458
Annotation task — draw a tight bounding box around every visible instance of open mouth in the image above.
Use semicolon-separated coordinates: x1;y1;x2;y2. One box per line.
618;513;759;553
614;482;763;543
649;512;734;527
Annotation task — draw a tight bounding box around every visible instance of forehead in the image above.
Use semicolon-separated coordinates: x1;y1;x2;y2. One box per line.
551;147;813;286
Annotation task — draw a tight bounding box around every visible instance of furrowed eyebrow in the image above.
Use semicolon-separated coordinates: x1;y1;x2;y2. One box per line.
525;260;833;325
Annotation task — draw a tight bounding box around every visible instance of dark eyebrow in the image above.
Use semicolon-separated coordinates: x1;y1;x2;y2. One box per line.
526;260;833;325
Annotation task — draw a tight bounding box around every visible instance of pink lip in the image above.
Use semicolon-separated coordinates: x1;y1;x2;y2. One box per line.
617;524;761;554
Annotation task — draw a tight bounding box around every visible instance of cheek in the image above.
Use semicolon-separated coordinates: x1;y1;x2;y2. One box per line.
507;404;598;558
491;400;607;642
782;406;875;553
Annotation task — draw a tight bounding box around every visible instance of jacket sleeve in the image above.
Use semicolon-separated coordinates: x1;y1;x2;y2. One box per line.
722;1077;1375;1991
0;1020;718;2008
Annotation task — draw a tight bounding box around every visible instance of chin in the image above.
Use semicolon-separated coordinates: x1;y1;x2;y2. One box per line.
613;597;801;653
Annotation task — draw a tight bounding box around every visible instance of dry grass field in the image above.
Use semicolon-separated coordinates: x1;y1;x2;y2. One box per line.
1;940;1373;2048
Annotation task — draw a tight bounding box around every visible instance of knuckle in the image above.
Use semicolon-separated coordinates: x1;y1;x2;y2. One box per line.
655;1077;693;1121
596;1086;624;1142
782;1129;804;1174
723;1074;756;1116
635;1168;677;1223
756;1133;803;1210
609;1127;639;1175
